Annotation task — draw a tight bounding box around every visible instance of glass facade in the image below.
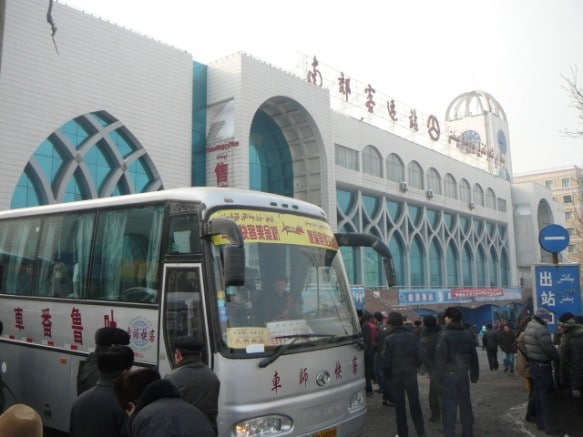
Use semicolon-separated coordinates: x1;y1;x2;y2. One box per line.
337;188;510;288
11;111;162;208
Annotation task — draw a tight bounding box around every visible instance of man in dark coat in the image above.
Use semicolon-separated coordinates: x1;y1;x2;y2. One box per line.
483;323;500;370
373;312;394;406
555;313;583;435
77;326;131;395
166;336;220;432
69;345;134;437
499;323;517;372
114;367;215;437
420;315;441;423
383;311;426;437
435;307;479;437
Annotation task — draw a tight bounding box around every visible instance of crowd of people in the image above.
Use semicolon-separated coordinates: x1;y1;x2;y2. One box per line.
359;307;479;437
360;306;583;437
70;327;218;437
0;325;219;437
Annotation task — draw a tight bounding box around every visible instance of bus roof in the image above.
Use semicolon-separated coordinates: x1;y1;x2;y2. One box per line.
0;187;328;220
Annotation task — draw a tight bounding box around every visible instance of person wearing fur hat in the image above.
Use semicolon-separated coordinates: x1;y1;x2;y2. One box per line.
70;345;135;437
524;307;562;435
0;403;43;437
114;367;215;437
77;326;131;395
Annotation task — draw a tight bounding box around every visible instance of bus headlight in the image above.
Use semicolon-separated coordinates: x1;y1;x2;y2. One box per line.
233;414;292;436
349;389;366;411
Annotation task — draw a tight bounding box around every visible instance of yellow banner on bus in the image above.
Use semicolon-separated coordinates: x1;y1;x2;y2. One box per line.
211;209;338;250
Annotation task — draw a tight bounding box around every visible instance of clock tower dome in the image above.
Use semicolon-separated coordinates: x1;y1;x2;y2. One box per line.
445;90;511;180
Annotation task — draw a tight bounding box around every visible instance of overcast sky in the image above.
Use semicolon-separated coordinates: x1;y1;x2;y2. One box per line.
60;0;583;175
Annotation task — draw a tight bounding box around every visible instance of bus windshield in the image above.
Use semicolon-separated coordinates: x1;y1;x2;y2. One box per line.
210;209;359;355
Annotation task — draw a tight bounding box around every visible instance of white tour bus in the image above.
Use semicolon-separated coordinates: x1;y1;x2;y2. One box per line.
0;187;395;436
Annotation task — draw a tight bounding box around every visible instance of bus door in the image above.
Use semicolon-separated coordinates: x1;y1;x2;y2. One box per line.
159;263;210;374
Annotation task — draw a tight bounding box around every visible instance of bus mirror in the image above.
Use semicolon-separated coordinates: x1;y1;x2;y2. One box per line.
335;232;397;287
207;217;246;287
223;244;245;287
208;217;245;247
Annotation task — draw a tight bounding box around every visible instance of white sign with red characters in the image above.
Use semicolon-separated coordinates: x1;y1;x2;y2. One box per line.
0;301;159;364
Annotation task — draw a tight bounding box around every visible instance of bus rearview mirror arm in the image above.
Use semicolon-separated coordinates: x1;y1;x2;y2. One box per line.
334;233;397;287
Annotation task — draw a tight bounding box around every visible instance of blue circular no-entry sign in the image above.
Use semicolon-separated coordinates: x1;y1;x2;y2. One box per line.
539;224;570;253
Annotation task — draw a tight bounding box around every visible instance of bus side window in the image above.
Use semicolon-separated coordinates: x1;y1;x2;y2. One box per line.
49;262;73;297
36;213;94;299
90;205;163;302
0;219;41;295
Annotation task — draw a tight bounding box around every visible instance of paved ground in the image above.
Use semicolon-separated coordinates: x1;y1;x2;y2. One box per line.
364;347;570;437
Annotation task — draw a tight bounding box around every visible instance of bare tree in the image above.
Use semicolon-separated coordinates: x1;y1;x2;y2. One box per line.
562;65;583;137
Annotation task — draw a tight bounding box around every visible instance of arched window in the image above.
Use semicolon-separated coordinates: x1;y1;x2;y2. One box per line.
444;173;457;199
389;235;405;287
364;230;383;286
459;179;471;202
462;243;473;286
426;168;442;194
429;239;442;286
386;153;404;183
477;246;486;286
447;243;459;286
408;161;424;189
339;224;357;284
490;247;499;286
362;145;383;178
473;184;485;206
501;249;510;286
11;111;162;208
410;236;425;286
485;188;496;209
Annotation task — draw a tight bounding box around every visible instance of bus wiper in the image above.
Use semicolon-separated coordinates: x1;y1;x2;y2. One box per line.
258;334;335;368
331;333;365;350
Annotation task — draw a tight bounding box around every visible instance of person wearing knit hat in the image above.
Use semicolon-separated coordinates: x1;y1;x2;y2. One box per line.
0;404;43;437
534;307;553;321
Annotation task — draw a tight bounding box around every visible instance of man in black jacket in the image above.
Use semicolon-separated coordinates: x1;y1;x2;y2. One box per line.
383;311;425;437
483;323;500;370
70;345;134;437
435;307;479;437
420;315;441;423
166;336;220;433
